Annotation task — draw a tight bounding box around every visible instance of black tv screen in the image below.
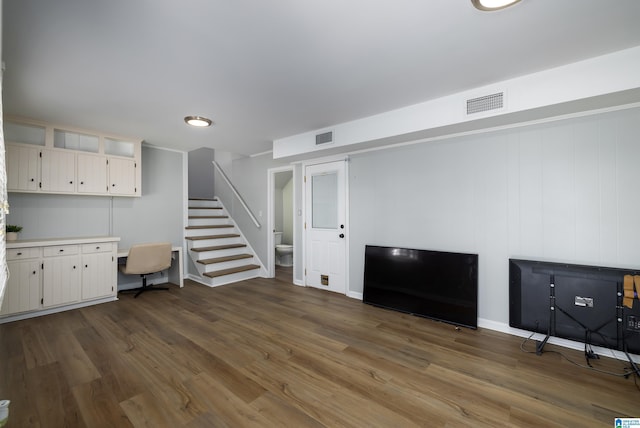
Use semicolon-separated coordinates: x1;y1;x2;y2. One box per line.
510;259;640;354
363;245;478;329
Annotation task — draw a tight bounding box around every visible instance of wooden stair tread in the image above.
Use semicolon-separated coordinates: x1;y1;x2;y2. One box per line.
186;234;240;241
188;215;229;219
197;254;253;265
189;206;223;210
204;264;261;278
188;198;218;201
185;225;233;230
191;244;247;252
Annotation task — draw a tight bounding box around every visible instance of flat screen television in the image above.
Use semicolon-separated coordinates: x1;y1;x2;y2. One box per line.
363;245;478;329
509;258;640;354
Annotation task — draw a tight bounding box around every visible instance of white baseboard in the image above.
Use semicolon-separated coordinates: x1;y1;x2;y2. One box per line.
347;291;363;300
0;296;118;324
478;318;640;363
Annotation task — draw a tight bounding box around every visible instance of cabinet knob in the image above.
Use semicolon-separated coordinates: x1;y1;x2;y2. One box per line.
32;271;36;275
112;184;116;187
59;249;64;252
80;181;84;185
17;252;22;256
96;246;100;249
30;178;34;182
69;181;73;184
85;264;88;268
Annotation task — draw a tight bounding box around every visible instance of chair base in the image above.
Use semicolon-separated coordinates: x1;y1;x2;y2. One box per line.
120;276;169;298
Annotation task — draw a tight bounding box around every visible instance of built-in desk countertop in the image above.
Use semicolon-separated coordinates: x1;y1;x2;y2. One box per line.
6;236;120;249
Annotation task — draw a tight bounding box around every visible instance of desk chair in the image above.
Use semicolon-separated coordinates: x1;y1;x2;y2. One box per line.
119;242;172;298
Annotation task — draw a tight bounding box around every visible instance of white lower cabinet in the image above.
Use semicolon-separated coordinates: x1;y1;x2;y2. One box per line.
81;243;115;300
42;245;81;308
2;237;120;321
1;256;41;316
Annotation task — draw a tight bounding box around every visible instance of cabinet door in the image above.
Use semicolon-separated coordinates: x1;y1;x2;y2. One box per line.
1;260;41;316
41;149;76;192
77;153;108;194
42;256;81;307
108;157;137;195
6;144;39;191
82;253;115;299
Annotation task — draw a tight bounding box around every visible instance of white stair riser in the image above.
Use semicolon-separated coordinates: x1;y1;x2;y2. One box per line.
188;208;224;217
208;270;260;287
188;200;221;208
188;237;243;247
185;228;236;238
188;218;230;227
193;247;248;260
202;258;255;272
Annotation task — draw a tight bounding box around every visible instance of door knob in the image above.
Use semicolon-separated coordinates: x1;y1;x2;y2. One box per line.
339;233;345;238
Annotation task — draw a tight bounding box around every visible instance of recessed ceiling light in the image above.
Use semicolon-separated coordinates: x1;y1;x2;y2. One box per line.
184;116;213;127
471;0;521;11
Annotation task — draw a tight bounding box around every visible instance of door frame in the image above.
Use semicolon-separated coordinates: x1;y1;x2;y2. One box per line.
267;165;295;278
302;156;350;295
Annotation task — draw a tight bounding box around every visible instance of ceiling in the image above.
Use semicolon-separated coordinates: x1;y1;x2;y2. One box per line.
3;0;640;156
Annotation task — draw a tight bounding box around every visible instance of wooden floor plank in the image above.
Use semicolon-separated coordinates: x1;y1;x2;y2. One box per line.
1;268;638;427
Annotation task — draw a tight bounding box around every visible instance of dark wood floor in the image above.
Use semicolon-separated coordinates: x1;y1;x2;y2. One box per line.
1;267;638;427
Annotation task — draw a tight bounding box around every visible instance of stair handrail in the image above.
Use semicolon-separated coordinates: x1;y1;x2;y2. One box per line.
212;160;261;229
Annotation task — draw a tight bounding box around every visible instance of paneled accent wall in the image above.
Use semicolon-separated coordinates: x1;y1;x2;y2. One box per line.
349;106;640;324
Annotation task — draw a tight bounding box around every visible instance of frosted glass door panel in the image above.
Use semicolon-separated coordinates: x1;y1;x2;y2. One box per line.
54;130;99;153
4;122;45;146
312;173;338;229
105;138;135;157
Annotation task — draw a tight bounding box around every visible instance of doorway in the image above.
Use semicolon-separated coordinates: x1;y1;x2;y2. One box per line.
267;166;294;282
304;160;348;294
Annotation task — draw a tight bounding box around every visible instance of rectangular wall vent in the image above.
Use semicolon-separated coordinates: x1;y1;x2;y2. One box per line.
466;92;504;115
315;131;333;145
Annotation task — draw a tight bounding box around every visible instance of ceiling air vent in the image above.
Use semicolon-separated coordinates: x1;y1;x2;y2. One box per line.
315;131;333;145
466;92;504;115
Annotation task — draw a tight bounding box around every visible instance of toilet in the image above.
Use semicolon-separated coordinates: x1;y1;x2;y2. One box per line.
274;231;293;267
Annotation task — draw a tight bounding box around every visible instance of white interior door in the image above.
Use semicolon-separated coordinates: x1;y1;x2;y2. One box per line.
305;161;347;294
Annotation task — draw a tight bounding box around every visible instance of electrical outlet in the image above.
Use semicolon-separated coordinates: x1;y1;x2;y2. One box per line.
627;316;640;332
574;296;594;308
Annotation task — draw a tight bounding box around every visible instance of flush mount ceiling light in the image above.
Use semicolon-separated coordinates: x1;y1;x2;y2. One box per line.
471;0;521;11
184;116;213;127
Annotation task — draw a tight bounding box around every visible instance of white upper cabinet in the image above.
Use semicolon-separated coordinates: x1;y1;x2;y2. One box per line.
108;157;138;195
40;149;76;193
77;153;108;194
4;117;142;197
6;144;40;191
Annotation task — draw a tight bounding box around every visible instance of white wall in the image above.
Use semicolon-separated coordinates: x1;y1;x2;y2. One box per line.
274;184;283;234
188;147;215;199
349;106;640;324
282;177;293;245
227;154;289;259
113;146;184;249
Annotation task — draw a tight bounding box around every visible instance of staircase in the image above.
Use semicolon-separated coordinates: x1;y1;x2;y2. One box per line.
186;198;264;287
